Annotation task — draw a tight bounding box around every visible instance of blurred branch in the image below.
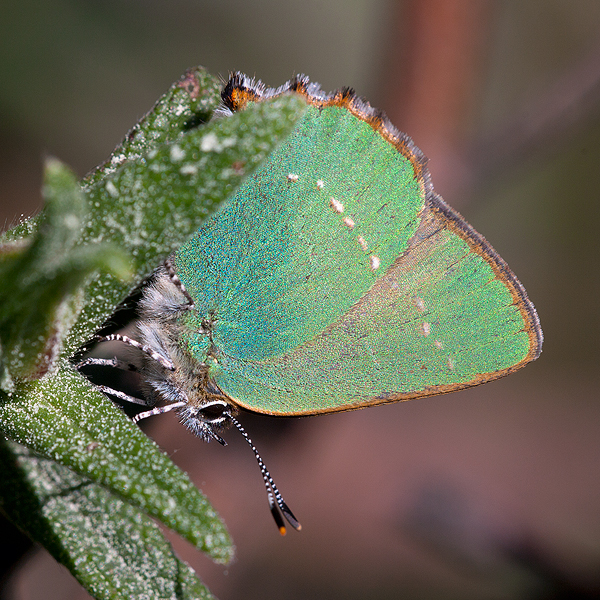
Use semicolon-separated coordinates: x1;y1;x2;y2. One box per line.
382;0;493;205
470;41;600;187
382;1;600;208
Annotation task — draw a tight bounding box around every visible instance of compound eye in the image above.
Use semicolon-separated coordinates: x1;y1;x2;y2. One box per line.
196;400;229;423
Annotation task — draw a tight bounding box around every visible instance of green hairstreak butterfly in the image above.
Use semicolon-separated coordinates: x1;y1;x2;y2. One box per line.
80;73;542;534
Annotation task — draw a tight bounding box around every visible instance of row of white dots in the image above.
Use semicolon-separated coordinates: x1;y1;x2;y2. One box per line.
330;195;380;271
288;172;382;272
288;172;457;371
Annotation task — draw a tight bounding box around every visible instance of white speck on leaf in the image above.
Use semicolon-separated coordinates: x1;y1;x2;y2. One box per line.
170;145;185;162
105;181;119;198
179;164;198;176
200;133;220;152
63;214;79;229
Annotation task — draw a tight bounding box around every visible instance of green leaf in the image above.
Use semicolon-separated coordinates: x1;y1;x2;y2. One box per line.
0;159;130;385
84;66;222;188
0;366;233;563
0;67;221;250
0;438;214;600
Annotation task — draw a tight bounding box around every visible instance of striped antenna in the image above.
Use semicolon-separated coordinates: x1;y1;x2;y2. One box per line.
229;415;301;534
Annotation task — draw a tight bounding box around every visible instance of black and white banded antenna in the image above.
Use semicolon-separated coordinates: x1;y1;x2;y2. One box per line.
228;414;301;535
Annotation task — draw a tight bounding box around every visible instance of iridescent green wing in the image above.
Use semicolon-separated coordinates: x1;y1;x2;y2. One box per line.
174;74;542;416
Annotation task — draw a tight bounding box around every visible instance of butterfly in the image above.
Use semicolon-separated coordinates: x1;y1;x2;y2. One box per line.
77;73;543;534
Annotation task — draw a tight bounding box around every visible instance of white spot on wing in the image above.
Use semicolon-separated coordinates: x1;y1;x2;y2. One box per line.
330;197;344;213
414;297;427;312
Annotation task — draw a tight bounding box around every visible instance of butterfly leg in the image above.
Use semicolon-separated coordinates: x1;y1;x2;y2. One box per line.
74;356;138;372
74;349;151;408
96;334;175;371
74;356;146;405
92;385;149;406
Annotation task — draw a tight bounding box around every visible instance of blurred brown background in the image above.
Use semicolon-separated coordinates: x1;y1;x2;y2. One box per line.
1;0;599;598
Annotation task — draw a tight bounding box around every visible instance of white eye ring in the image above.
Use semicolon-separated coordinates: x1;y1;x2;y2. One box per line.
192;399;230;424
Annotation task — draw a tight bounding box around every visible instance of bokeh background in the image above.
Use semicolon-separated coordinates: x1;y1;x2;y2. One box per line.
1;0;600;598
